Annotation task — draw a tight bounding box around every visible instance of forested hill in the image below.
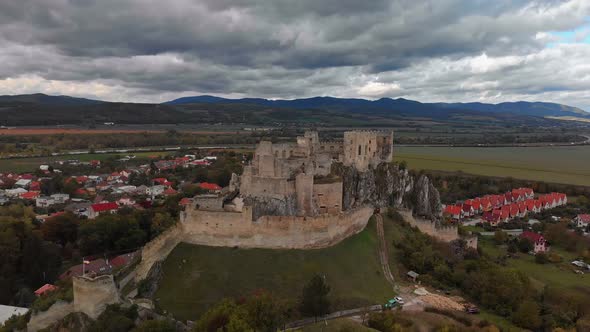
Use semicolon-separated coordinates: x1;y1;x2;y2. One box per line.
0;93;588;126
166;95;589;118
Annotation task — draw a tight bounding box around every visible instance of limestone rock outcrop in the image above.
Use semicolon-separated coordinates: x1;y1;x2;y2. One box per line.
244;195;298;220
331;162;442;220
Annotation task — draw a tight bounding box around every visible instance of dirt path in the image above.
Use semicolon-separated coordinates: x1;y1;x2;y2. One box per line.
375;214;397;291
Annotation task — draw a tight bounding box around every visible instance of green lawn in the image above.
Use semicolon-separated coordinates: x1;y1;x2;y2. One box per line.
155;219;394;321
395;145;590;186
478;238;588;290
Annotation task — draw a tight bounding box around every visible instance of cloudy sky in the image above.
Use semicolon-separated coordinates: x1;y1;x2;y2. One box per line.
1;0;590;109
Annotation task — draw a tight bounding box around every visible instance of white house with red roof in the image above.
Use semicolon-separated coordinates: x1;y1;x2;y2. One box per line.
520;231;548;253
574;214;590;229
443;205;462;221
88;202;119;219
198;182;222;193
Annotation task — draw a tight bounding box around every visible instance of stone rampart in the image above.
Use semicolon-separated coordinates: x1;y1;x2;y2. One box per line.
135;222;184;281
181;206;374;249
399;209;459;242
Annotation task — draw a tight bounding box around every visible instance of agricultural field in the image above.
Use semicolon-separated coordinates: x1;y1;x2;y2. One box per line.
0;151;173;173
154;220;394;321
395;145;590;186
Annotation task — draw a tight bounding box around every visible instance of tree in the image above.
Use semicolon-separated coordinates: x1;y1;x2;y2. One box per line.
192;299;253;332
534;253;548;264
299;274;331;319
493;230;508;245
517;237;533;253
242;292;287;332
40;213;79;246
511;300;541;330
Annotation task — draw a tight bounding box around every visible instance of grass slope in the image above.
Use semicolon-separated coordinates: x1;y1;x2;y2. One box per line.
155;219;394;321
395;145;590;186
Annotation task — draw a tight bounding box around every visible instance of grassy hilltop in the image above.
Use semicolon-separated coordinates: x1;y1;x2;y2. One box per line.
155;219;394;321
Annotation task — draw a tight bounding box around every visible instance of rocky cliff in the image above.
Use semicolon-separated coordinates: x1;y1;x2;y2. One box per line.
232;161;442;220
331;162;442;219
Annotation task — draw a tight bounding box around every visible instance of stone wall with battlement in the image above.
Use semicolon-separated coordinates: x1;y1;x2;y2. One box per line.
398;209;459;242
180;205;374;249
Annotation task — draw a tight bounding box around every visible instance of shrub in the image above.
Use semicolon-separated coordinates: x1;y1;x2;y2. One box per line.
535;253;549;264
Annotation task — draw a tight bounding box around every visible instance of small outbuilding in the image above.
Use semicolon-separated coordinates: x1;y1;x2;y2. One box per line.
407;271;419;282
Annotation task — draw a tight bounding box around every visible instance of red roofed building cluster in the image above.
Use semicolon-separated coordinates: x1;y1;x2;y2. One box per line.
443;188;567;225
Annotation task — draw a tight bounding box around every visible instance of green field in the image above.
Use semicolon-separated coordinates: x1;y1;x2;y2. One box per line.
395;145;590;186
0;151;173;173
154;220;394;321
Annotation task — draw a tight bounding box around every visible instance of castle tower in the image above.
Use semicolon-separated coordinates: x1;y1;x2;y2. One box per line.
343;130;394;171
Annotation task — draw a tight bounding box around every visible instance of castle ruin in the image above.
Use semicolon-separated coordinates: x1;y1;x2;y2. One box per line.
230;130;394;217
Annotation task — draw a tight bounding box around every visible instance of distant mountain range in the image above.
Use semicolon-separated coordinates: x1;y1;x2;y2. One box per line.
0;93;587;126
165;95;589;118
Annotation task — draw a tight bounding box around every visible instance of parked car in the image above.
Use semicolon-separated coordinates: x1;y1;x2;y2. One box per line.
465;305;480;314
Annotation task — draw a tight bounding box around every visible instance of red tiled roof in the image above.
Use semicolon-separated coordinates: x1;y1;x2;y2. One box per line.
521;231;544;243
163;188;177;195
462;203;473;213
34;284;58;296
110;251;137;268
444;205;462;216
20;191;40;199
577;214;590;224
179;197;193;206
199;182;222;191
91;202;119;212
153;178;167;184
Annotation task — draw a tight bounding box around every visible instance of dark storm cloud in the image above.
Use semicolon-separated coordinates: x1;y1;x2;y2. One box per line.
0;0;589;108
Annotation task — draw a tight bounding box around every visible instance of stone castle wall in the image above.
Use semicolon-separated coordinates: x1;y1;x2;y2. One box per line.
399;209;458;242
73;275;120;319
343;130;394;171
135;222;184;281
181;205;374;249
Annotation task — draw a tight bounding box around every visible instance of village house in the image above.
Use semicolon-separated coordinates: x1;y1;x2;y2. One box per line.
34;284;58;297
14;178;32;188
88;202;119;219
117;196;136;206
520;231;548;253
51;193;70;204
443;205;462;221
147;185;167;197
35;196;55;208
198;182;222;193
573;214;590;229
